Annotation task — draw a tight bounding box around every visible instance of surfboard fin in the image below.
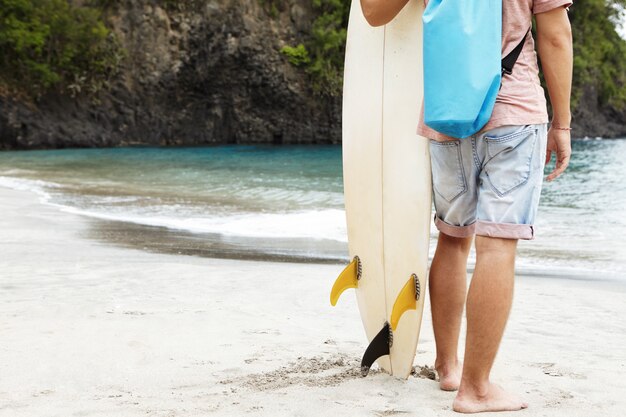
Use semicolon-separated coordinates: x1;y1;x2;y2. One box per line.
390;273;421;331
330;255;361;306
361;321;392;377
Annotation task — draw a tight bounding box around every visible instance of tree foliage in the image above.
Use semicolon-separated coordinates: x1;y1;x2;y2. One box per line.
569;0;626;110
279;0;350;97
2;0;625;111
280;43;311;67
0;0;123;99
282;0;626;109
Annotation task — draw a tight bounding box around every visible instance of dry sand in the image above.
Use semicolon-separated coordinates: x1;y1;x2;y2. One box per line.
1;186;625;417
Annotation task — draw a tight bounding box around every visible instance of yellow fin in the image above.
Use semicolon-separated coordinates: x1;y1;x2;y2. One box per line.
330;256;360;306
390;274;420;331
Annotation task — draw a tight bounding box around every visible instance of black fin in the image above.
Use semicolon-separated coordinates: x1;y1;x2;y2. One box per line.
360;322;391;377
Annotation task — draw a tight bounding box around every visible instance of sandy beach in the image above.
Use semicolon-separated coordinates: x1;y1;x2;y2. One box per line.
1;185;625;417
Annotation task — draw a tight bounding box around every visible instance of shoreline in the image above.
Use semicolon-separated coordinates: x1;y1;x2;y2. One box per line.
1;185;626;416
0;136;624;153
0;178;623;283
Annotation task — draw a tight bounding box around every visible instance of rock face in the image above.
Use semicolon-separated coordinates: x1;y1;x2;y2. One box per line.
0;1;624;149
0;0;341;150
572;84;626;139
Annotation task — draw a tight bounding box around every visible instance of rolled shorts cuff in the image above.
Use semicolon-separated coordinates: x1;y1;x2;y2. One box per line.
434;214;475;238
475;220;535;240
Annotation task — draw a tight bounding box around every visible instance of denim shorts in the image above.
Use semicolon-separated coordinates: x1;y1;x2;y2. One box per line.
429;123;548;240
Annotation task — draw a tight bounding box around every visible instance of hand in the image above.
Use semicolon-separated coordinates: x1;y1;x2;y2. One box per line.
545;126;571;182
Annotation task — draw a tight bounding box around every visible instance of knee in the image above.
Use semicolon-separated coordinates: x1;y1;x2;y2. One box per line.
439;232;473;254
475;235;517;259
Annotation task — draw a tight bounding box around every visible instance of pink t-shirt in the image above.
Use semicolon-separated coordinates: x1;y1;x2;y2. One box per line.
416;0;573;141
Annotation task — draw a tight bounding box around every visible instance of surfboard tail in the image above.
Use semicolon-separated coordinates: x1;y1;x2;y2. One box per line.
329;255;361;306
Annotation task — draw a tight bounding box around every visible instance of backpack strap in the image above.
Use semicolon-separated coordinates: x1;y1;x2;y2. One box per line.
501;27;531;77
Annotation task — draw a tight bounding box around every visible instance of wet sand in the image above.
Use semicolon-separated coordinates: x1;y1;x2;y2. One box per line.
1;185;626;416
82;216;347;264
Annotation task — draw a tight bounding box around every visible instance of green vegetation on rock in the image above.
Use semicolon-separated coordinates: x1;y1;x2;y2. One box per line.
280;0;350;97
0;0;123;99
570;0;626;110
259;0;284;19
280;44;311;67
2;0;625;116
281;0;626;110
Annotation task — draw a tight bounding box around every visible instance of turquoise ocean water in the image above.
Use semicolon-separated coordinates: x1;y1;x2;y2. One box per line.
0;139;624;280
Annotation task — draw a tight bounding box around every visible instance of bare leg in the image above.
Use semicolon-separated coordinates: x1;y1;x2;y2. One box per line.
453;235;527;413
429;232;472;391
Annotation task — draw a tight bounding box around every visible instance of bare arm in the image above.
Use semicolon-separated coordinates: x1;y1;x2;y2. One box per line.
360;0;410;27
535;6;573;181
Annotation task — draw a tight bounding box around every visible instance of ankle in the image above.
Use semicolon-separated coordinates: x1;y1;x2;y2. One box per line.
458;376;490;398
434;357;459;373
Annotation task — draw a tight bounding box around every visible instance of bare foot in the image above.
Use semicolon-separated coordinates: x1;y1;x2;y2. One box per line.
453;382;528;413
435;360;462;391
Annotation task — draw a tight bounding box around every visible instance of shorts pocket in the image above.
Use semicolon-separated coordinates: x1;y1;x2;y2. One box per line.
484;125;538;196
429;139;467;203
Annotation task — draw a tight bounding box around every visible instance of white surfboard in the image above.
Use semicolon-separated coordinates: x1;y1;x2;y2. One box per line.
330;0;431;379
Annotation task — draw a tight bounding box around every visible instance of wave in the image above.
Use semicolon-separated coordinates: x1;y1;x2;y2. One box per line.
0;174;347;241
1;174;623;280
54;205;349;242
0;176;62;199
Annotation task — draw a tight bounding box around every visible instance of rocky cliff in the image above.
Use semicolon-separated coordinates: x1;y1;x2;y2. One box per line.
0;1;624;150
0;0;341;149
572;84;626;139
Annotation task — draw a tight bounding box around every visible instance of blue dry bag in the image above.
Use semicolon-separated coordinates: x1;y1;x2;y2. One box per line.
422;0;503;138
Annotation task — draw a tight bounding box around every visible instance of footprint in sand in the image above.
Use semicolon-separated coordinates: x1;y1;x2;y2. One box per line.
411;365;437;381
531;362;586;379
374;409;411;416
222;353;378;391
